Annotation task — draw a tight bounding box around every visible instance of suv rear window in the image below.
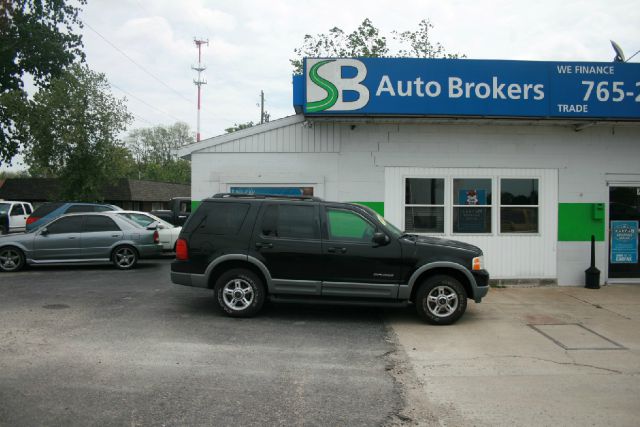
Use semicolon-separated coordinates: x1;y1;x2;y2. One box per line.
31;202;64;217
185;202;249;235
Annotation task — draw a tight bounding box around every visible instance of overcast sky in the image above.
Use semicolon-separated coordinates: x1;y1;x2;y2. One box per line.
3;0;639;171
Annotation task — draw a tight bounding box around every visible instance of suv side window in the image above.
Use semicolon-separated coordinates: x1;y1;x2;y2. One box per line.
261;204;319;239
326;208;376;242
23;204;32;215
10;204;24;216
186;202;250;235
94;205;114;212
46;216;85;234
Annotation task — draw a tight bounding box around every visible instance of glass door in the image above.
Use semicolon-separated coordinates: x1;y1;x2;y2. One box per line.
609;186;640;279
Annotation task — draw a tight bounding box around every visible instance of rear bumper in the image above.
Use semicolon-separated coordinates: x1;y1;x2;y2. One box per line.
171;271;209;288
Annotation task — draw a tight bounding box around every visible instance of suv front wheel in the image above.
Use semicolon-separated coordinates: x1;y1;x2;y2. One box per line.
416;274;467;325
214;268;265;317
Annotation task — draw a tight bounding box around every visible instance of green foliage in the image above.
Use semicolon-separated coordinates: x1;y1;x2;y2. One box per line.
124;122;193;184
291;18;464;74
0;0;86;165
18;64;132;201
225;121;255;133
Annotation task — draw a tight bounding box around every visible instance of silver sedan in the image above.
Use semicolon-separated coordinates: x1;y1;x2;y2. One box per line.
0;213;162;272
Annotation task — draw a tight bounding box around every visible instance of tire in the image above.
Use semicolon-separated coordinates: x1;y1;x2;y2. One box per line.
214;268;265;318
415;274;467;325
112;245;138;270
0;246;25;272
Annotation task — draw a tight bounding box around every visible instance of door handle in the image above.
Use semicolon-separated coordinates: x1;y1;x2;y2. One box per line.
255;242;273;249
328;247;347;254
111;234;119;237
68;236;76;240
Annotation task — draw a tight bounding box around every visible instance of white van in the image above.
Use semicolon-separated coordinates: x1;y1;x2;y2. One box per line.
0;201;34;234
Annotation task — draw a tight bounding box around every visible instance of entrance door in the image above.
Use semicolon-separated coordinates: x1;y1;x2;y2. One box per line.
609;186;640;279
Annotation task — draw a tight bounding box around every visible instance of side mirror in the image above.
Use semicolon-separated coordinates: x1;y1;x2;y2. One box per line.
40;227;49;235
372;232;390;246
146;222;159;230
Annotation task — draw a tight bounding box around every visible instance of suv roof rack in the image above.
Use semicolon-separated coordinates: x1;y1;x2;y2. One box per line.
211;193;324;202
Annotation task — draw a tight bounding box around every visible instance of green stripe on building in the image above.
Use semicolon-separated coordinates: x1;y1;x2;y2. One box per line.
558;203;605;241
351;201;384;216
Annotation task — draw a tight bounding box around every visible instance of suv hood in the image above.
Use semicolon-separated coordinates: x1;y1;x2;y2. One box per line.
409;235;481;254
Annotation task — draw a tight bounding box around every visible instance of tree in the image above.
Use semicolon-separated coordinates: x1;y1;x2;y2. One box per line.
0;0;86;165
225;121;255;133
290;18;464;74
124;122;193;184
19;64;132;201
394;19;463;59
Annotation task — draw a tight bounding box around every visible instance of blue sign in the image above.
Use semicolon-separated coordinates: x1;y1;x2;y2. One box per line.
230;187;313;196
293;58;640;120
610;220;638;264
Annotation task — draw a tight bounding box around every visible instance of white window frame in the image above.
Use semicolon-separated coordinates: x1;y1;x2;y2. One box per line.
401;174;542;237
498;177;541;235
403;176;446;235
451;177;493;236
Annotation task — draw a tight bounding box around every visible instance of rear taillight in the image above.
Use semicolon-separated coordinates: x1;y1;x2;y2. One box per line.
175;238;188;260
26;216;39;225
153;230;159;244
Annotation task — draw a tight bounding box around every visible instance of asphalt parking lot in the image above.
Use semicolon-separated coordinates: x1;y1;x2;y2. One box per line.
2;259;640;426
0;259;400;426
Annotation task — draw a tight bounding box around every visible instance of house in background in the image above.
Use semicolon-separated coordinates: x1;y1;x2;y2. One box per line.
0;178;190;211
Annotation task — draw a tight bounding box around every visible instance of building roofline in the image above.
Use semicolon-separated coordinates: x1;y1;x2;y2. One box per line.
177;114;305;158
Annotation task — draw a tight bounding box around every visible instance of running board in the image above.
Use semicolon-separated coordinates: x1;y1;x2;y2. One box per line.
269;295;409;308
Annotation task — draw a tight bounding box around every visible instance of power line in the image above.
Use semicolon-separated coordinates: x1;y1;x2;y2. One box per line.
84;21;193;106
109;81;185;123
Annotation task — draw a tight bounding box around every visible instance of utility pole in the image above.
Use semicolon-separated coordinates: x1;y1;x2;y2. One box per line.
192;38;208;142
260;90;265;124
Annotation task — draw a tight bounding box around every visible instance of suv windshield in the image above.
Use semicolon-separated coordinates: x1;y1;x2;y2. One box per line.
357;205;403;238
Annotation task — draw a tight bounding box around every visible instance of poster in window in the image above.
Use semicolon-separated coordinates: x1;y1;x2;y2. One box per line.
457;190;488;232
610;220;638;264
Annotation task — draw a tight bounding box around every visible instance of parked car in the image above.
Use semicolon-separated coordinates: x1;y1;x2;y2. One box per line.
26;202;121;232
171;193;489;325
150;197;191;226
0;201;34;234
106;210;181;251
0;212;162;272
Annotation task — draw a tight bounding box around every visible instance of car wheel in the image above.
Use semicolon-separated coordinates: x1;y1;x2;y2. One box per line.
214;268;265;318
415;274;467;325
0;246;25;272
112;246;138;270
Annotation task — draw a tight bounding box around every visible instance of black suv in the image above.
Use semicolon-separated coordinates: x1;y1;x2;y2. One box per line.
171;194;489;325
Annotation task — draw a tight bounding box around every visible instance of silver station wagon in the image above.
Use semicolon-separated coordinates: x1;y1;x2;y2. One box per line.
0;213;162;272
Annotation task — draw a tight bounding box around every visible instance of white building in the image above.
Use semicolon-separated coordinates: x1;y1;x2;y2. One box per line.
179;58;640;286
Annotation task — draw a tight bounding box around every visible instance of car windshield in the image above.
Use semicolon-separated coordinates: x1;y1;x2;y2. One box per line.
357;205;403;238
0;203;9;214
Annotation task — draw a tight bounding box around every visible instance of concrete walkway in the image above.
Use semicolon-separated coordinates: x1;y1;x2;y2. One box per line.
386;285;640;427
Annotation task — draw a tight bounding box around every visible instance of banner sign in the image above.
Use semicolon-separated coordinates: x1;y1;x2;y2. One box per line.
610;220;638;264
295;58;640;120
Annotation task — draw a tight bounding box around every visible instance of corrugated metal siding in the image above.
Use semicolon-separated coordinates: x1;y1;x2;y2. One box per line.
385;167;558;279
203;122;341;153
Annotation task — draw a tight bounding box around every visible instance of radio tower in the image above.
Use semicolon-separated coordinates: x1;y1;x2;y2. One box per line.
192;38;208;142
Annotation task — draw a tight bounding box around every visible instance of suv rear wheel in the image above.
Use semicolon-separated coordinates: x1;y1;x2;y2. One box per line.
214;268;265;317
416;274;467;325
